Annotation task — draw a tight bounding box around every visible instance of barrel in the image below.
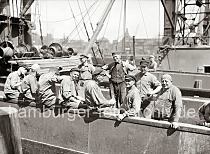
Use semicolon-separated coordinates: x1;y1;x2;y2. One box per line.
0;107;22;154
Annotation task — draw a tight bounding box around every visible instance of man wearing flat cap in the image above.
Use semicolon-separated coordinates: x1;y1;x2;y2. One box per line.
152;74;182;129
4;65;28;100
77;54;95;98
117;75;141;121
198;102;210;128
78;54;95;80
21;64;41;103
59;67;88;109
135;59;162;118
148;55;157;71
102;51;136;108
84;68;115;107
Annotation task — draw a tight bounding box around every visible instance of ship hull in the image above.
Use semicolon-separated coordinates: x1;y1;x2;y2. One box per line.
0;96;209;154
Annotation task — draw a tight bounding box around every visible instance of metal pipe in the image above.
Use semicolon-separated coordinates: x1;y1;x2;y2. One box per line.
123;0;126;53
183;0;186;45
161;0;175;33
83;0;115;54
19;0;34;17
132;36;135;65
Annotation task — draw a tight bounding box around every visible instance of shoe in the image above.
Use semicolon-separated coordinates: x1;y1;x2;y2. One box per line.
88;106;99;112
116;114;126;121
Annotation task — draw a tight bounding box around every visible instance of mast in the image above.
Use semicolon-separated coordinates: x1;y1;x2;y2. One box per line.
83;0;115;55
123;0;126;53
203;0;210;45
161;0;176;45
19;0;35;17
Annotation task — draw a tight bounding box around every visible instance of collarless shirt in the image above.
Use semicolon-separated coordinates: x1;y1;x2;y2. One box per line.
135;72;161;96
154;85;182;122
124;86;141;115
39;72;61;105
4;71;22;95
59;75;78;102
78;63;95;80
21;73;38;100
84;80;108;107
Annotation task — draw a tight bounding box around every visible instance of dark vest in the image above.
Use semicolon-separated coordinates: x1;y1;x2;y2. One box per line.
110;63;126;83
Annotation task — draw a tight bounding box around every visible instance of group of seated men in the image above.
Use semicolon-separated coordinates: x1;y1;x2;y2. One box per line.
3;52;210;129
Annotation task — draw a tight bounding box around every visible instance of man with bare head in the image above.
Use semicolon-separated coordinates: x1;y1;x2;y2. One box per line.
102;52;136;108
153;74;182;129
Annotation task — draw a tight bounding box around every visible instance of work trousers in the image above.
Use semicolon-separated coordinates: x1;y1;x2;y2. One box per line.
141;97;154;118
110;81;126;108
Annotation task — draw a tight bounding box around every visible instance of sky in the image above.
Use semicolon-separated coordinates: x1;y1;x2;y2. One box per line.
30;0;164;41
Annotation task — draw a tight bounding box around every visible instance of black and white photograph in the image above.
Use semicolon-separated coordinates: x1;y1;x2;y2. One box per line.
0;0;210;153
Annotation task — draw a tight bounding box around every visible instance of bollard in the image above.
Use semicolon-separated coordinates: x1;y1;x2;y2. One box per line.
0;107;22;154
194;79;202;89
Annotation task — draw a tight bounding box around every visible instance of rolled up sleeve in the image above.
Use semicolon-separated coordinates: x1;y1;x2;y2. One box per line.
171;87;182;122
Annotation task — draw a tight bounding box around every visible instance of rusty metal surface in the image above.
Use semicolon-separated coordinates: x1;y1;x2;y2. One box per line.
160;47;210;73
22;138;87;154
153;71;210;89
89;119;180;154
19;109;89;153
0;97;210;154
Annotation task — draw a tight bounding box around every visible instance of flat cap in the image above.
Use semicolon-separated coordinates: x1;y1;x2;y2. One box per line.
49;66;63;72
111;51;121;56
139;60;149;67
19;63;29;71
70;67;81;73
149;55;155;58
125;75;137;82
80;54;88;59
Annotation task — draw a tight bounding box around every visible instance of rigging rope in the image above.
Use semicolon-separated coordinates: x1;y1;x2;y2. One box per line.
67;0;98;40
77;0;90;41
137;0;148;39
68;0;82;40
83;0;94;32
16;0;18;17
115;0;123;50
158;0;161;47
101;7;111;41
11;0;14;17
7;0;11;40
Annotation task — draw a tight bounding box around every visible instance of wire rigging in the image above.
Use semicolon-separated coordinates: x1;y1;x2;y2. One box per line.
68;0;82;40
116;0;123;44
83;0;94;32
16;0;18;17
76;0;90;41
137;0;148;39
101;7;112;41
67;0;98;40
